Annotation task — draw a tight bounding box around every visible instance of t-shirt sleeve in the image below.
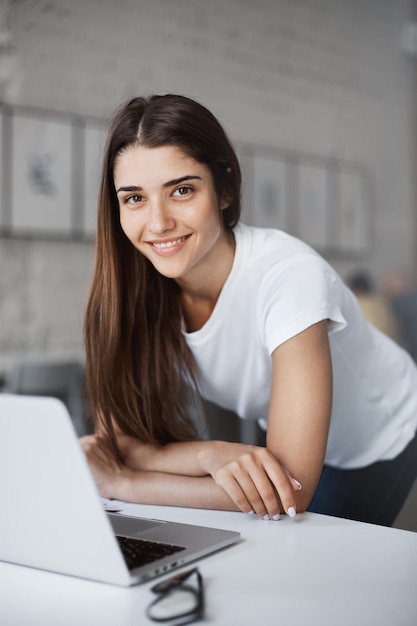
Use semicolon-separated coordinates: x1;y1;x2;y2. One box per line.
258;254;347;355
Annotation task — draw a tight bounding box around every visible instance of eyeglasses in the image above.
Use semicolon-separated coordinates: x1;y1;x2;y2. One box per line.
146;567;204;625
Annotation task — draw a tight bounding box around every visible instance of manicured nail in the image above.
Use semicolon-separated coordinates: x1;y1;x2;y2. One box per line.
293;479;302;490
247;510;255;515
263;514;270;521
287;506;297;518
272;513;281;521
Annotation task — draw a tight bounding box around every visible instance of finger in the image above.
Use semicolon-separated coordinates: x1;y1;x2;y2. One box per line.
288;475;302;492
248;449;299;517
263;460;298;517
218;460;281;520
244;465;281;520
214;468;257;515
232;451;282;519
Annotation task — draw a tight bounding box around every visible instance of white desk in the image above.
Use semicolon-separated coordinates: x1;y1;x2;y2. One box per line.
1;504;416;626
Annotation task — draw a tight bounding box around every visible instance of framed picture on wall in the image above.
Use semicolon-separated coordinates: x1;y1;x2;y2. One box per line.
82;121;107;238
10;111;74;236
253;154;287;230
297;162;328;250
337;167;370;255
0;108;4;231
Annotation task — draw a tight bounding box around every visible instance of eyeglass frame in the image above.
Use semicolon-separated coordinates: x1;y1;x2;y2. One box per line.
146;566;204;624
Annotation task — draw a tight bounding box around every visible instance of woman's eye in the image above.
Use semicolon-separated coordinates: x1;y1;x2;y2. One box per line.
173;186;192;197
126;194;143;205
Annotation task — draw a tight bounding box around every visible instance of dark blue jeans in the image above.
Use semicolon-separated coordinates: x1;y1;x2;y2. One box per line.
308;430;417;526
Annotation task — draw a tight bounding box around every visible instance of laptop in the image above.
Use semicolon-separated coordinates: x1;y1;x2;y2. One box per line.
0;394;240;586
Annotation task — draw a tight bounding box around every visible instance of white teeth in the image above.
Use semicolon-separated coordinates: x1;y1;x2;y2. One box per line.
153;237;185;249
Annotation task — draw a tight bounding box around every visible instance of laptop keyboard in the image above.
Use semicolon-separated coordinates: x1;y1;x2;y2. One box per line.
116;535;186;570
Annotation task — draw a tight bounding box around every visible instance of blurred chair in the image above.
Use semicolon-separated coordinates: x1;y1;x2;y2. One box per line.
2;359;92;436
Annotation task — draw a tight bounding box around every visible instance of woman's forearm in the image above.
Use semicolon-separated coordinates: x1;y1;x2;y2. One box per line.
81;434;301;518
105;466;240;511
119;436;245;477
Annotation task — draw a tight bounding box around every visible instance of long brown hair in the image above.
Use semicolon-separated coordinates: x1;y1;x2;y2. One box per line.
84;94;242;459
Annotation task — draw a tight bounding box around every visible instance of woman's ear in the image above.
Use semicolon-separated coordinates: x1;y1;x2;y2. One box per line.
220;196;231;211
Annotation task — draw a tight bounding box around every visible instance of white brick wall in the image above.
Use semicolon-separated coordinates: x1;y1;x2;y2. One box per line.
0;0;415;360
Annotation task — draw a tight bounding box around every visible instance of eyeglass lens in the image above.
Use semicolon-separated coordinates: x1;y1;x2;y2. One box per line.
147;567;203;624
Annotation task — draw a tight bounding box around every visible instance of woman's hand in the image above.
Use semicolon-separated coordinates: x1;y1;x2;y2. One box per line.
199;441;302;520
115;433;161;471
80;434;134;500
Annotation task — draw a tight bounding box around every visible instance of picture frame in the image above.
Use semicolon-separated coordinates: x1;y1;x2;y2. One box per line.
252;153;287;230
337;167;370;254
10;111;74;237
0;108;5;231
82;121;107;238
297;161;329;250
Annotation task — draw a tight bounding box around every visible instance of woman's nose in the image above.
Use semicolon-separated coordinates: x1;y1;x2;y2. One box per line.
148;199;176;234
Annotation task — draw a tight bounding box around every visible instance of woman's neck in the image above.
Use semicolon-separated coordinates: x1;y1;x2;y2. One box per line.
178;230;235;332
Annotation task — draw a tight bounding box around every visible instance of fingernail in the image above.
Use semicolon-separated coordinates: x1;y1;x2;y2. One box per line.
263;514;270;521
247;510;255;515
287;506;297;518
293;479;302;490
272;513;281;521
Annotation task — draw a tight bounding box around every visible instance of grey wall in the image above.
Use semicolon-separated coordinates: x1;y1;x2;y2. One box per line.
0;0;416;363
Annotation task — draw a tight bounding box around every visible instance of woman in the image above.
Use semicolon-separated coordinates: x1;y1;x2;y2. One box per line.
81;94;417;526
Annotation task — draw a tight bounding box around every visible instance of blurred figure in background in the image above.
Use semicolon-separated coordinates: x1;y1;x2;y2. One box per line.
347;271;399;342
383;269;417;362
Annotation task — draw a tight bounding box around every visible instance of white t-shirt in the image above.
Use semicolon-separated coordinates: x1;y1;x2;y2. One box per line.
184;224;417;469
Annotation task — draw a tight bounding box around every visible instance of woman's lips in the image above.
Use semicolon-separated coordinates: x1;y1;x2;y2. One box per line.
152;236;187;249
148;234;190;256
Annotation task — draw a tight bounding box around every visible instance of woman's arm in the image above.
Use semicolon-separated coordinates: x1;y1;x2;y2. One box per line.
80;434;239;510
188;320;332;517
122;320;331;512
81;320;332;518
82;431;303;519
266;319;332;512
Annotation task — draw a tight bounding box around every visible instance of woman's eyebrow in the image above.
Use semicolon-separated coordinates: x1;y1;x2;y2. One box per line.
116;175;202;195
116;185;142;194
163;175;202;188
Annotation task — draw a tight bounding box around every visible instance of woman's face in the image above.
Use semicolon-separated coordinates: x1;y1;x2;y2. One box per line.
114;144;230;284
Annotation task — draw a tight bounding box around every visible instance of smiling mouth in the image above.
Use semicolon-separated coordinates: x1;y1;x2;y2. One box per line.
151;236;188;249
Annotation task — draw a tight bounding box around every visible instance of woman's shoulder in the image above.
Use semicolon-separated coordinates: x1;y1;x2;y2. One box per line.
234;223;327;269
233;224;347;312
